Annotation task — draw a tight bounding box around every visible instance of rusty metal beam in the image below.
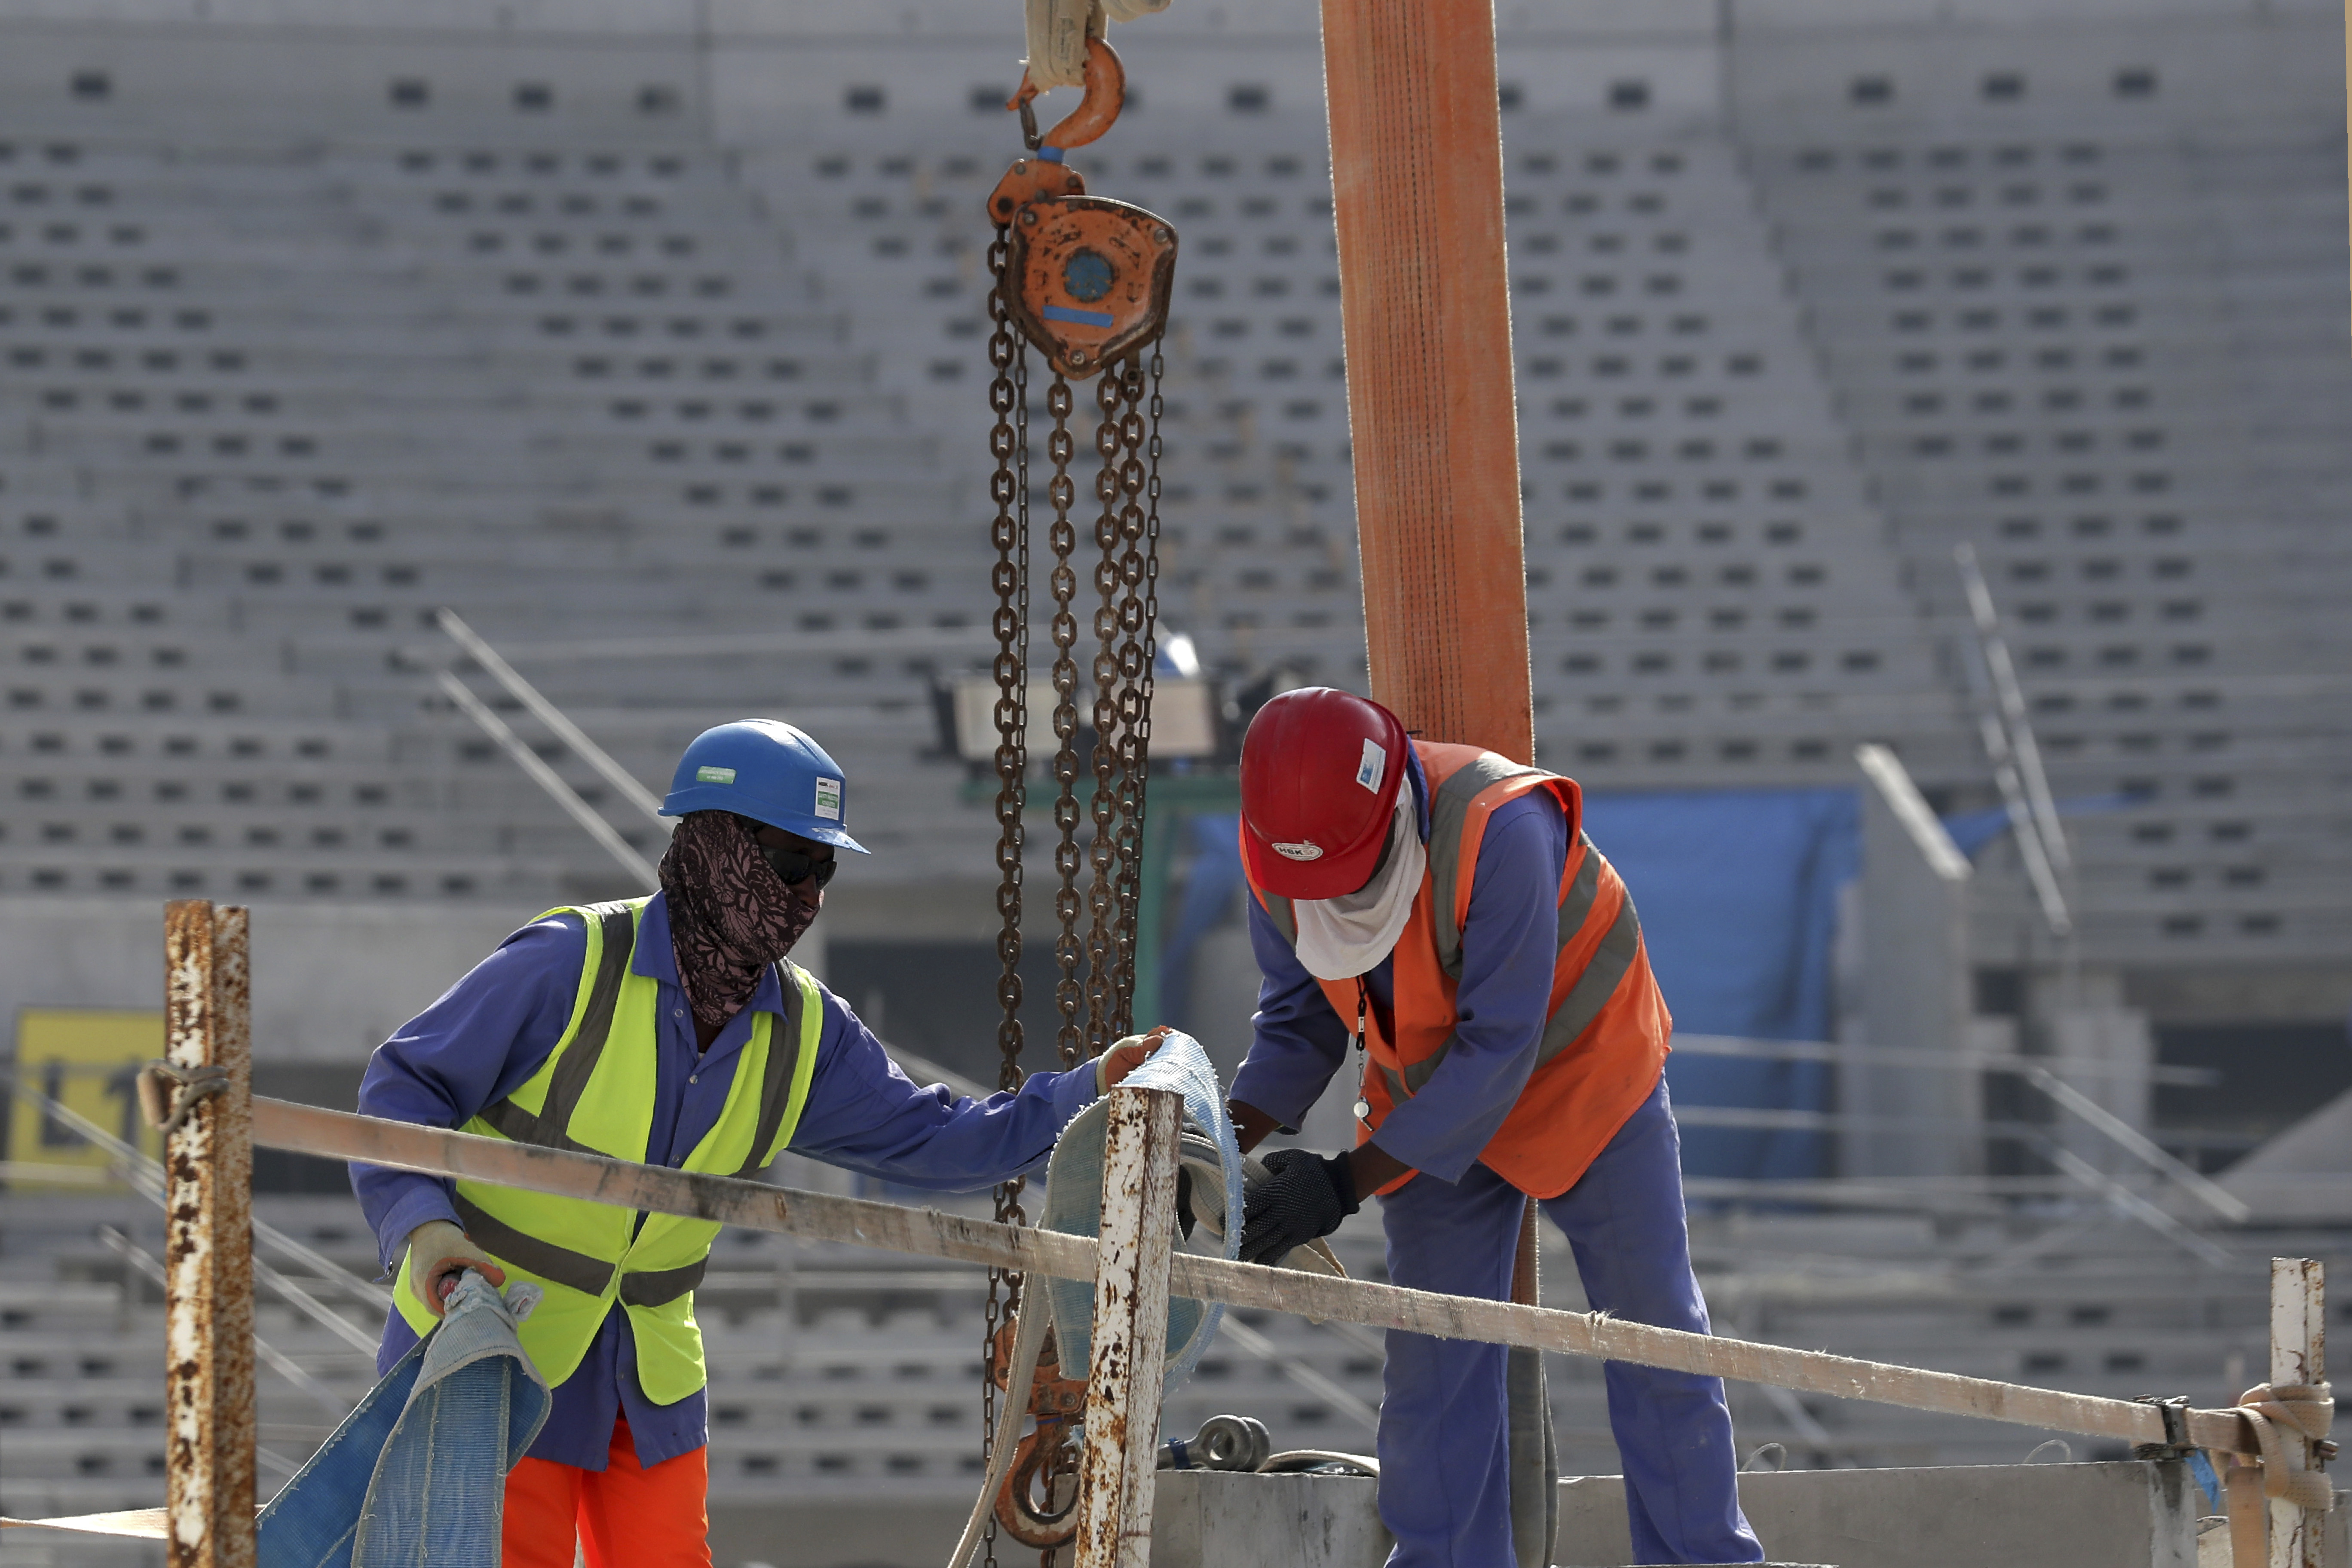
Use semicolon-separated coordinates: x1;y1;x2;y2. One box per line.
162;901;254;1568
1320;0;1533;764
1075;1085;1183;1568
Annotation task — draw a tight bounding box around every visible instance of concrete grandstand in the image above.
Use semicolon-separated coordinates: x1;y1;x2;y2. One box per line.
0;0;2347;1559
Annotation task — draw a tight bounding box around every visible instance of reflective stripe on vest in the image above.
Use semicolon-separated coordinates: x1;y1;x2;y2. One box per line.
393;897;823;1396
472;903;637;1157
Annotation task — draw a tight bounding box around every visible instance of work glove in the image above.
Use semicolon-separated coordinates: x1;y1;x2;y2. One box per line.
1024;0;1172;90
1237;1148;1359;1266
406;1219;505;1319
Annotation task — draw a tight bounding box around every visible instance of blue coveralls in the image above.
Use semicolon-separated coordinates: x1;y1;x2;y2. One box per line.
1234;761;1764;1568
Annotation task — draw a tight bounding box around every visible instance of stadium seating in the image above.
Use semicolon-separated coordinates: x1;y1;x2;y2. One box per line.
1;0;2340;972
1733;13;2352;963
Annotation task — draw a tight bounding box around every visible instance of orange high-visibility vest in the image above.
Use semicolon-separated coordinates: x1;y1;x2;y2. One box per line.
1248;741;1670;1199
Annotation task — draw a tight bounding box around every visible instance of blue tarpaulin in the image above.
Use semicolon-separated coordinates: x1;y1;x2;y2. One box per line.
1580;789;1859;1182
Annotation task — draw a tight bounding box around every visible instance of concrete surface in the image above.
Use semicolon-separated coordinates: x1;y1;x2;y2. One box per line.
1149;1461;2207;1568
709;1498;973;1568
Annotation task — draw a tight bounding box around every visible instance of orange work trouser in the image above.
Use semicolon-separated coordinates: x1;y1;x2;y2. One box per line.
502;1412;711;1568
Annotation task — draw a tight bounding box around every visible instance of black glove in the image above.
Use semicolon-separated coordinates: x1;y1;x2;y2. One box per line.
1237;1148;1359;1265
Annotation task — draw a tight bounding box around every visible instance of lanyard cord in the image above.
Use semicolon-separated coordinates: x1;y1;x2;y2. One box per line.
1351;977;1372;1125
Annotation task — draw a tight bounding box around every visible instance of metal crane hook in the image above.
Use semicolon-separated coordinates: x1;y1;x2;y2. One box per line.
1006;36;1127;153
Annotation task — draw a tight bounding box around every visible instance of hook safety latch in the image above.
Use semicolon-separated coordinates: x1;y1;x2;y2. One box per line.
136;1059;230;1136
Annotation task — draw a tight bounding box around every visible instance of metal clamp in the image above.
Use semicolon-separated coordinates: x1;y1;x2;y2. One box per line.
136;1060;230;1136
2132;1394;2195;1461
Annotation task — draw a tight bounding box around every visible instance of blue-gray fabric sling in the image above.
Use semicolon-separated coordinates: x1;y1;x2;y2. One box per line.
257;1271;551;1568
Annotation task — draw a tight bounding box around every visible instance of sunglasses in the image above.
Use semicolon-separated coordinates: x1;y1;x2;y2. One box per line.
737;818;839;889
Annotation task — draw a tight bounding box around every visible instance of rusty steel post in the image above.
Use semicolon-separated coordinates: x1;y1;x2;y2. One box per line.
2268;1259;2326;1568
162;901;255;1568
1319;0;1534;764
1074;1084;1183;1568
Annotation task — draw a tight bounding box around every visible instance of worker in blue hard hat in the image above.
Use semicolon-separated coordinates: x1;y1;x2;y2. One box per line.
350;718;1167;1568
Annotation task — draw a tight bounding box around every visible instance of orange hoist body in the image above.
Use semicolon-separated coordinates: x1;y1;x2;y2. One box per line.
986;39;1176;380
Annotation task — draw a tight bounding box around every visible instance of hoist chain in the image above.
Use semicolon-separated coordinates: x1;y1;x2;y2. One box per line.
1032;365;1088;1568
1081;370;1127;1051
1109;350;1165;1035
1041;374;1087;1073
1084;355;1163;1041
979;223;1029;1568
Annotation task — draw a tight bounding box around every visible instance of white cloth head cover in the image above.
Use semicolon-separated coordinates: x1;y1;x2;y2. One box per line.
1291;794;1424;981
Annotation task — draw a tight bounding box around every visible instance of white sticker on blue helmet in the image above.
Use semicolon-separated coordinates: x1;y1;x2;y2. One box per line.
696;765;736;785
814;778;842;820
1356;738;1387;793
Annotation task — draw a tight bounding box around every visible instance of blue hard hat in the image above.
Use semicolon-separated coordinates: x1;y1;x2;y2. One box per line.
660;720;870;854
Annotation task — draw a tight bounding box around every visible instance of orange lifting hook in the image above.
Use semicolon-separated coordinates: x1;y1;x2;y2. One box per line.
1011;35;1127;153
985;37;1176;381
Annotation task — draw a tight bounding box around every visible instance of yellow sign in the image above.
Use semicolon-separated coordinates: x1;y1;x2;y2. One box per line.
6;1010;164;1186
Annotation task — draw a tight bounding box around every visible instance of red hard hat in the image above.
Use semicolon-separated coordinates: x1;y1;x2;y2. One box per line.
1239;688;1411;899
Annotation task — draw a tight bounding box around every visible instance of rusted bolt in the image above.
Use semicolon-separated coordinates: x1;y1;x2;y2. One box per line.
1019;209;1038;227
1153;227;1171;244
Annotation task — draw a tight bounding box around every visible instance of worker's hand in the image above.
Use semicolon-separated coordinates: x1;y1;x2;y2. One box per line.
1237;1148;1360;1265
407;1219;505;1319
1099;1026;1173;1091
1024;0;1171;91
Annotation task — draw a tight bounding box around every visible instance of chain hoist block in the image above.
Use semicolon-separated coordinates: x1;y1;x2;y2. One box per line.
987;37;1177;380
1006;199;1176;380
978;37;1173;1566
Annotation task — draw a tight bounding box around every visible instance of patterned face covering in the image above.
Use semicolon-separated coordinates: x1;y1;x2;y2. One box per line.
658;810;821;1040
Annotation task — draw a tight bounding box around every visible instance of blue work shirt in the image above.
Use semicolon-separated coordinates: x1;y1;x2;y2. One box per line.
351;891;1100;1471
1231;786;1569;1185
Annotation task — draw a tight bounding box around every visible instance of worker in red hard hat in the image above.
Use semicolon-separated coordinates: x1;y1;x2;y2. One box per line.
1230;688;1763;1568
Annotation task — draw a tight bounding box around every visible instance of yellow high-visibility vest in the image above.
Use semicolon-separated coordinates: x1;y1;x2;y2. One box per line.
394;897;822;1402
